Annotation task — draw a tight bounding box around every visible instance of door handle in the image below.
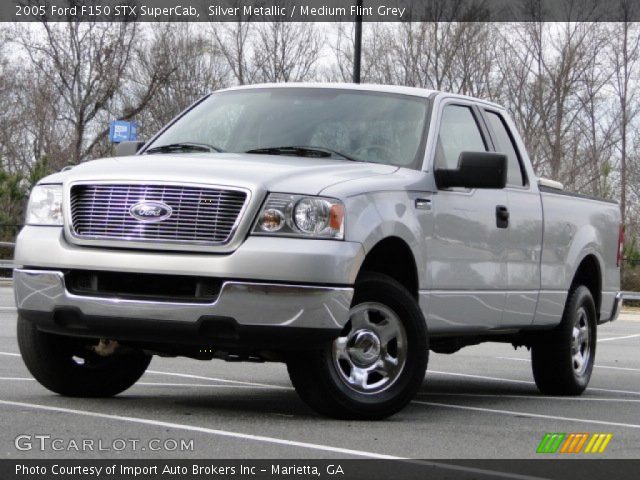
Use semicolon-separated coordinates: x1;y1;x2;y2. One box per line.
496;205;509;229
415;198;432;210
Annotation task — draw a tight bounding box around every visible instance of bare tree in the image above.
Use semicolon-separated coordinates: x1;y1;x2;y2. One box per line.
449;22;495;97
327;23;355;82
11;21;140;166
493;24;545;170
253;21;323;83
129;23;229;136
572;45;617;197
333;1;495;91
610;3;640;225
210;2;262;87
0;32;60;235
502;20;607;185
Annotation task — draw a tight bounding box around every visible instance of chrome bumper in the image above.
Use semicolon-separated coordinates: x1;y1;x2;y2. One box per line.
13;269;353;330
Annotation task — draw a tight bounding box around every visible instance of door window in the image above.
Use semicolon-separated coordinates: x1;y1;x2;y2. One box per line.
435;105;487;169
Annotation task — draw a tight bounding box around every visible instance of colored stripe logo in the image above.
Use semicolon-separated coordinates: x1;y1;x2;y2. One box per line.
537;433;612;454
537;433;566;453
584;433;613;453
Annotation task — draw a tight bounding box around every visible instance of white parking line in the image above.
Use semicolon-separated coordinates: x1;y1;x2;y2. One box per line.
0;307;16;311
0;399;550;480
7;350;638;396
0;354;291;389
146;370;294;390
414;400;640;429
497;356;640;373
427;370;640;396
598;332;640;336
571;385;639;396
419;392;640;403
3;373;636;400
428;370;532;384
0;376;280;390
0;354;285;389
137;382;276;389
592;364;640;373
598;334;640;342
0;399;402;459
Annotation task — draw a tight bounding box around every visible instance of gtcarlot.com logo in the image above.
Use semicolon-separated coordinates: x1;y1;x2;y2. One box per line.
536;433;613;454
14;435;194;452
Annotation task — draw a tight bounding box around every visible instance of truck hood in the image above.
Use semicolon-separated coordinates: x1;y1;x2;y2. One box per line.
46;153;397;197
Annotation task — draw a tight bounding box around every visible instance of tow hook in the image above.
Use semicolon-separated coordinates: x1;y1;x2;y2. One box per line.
92;339;119;357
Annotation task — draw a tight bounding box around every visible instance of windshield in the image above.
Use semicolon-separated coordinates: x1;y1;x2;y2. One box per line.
146;88;429;168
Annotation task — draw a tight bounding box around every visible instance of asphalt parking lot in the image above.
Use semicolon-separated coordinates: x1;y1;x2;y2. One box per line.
0;283;639;461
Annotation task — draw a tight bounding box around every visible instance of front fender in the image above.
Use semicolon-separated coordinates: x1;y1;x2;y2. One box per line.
344;191;427;288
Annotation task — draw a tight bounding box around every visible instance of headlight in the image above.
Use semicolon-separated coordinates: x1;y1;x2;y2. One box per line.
253;194;345;239
26;185;63;226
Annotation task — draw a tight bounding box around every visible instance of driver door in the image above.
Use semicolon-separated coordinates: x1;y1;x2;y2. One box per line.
425;101;508;333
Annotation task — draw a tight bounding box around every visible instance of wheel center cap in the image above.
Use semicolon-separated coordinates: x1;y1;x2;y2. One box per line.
347;330;381;367
572;328;582;351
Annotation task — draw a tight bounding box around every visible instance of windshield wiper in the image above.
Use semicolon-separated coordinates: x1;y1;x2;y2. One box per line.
145;142;224;154
245;146;361;162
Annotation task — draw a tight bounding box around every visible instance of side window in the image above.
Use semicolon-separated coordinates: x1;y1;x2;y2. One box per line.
435;105;487;169
485;111;525;186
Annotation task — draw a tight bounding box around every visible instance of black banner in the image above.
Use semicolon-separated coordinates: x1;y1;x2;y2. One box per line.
2;460;640;480
3;0;640;22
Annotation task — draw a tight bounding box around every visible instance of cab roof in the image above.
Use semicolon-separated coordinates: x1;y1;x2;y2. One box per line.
217;82;503;109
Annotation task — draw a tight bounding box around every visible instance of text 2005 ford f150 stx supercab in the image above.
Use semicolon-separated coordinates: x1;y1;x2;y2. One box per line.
14;84;623;419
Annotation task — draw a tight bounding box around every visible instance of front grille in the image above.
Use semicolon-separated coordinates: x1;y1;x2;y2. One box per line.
70;183;247;245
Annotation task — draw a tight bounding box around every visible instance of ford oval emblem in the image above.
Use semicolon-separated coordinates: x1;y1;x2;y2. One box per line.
129;201;172;223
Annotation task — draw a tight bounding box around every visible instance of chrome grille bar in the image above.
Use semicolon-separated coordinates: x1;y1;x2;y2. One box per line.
70;183;247;246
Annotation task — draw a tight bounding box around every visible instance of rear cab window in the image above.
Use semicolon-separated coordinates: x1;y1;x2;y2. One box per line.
483;110;527;187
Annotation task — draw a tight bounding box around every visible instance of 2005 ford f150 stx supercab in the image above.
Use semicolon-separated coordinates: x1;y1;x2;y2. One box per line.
14;84;623;419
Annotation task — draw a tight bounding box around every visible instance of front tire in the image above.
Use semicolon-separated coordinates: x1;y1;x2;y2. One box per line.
531;286;597;395
17;316;151;397
286;273;428;419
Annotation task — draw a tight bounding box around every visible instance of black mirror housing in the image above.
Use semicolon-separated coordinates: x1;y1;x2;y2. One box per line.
114;140;146;157
435;151;507;189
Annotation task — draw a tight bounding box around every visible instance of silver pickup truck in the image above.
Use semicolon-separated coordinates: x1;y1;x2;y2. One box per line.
14;84;623;419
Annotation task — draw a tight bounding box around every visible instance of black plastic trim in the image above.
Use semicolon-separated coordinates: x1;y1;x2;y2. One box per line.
19;308;341;353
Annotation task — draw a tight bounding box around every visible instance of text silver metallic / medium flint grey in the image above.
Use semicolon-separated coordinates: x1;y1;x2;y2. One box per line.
12;84;622;418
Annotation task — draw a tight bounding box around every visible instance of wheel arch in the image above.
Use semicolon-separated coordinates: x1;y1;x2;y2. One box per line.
356;236;419;300
570;253;603;319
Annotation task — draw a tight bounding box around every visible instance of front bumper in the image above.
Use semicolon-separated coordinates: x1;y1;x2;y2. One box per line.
14;268;353;350
14;226;364;285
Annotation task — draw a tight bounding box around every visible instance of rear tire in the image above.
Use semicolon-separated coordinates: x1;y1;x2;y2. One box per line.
531;286;597;395
17;316;151;397
286;272;428;419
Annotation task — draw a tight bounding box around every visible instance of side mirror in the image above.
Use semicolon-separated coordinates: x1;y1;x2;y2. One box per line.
435;151;507;189
114;140;146;157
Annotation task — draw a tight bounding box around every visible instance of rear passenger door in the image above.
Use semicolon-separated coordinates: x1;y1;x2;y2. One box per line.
426;101;508;333
481;109;543;327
